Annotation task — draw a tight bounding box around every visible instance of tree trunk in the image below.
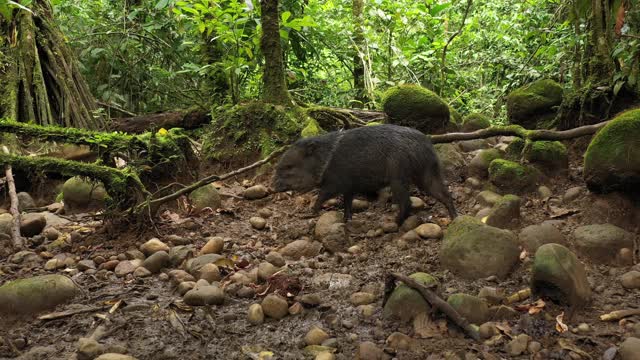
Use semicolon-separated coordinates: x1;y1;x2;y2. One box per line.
260;0;292;106
352;0;366;107
0;0;106;129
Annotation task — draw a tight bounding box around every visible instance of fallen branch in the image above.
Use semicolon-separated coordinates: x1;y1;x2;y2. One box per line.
429;120;611;144
600;309;640;321
38;305;107;321
389;272;480;341
2;146;23;249
134;146;289;215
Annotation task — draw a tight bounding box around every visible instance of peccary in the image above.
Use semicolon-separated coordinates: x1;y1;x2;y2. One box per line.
273;124;457;224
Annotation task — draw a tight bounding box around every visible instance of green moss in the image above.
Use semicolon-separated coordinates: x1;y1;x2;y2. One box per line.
506;137;526;157
584;109;640;192
524;141;568;168
381;84;450;134
462;113;491;132
506;79;563;129
301;118;324;138
479;148;503;164
445;215;485;239
488;159;539;192
0;118;192;173
201;102;305;161
0;153;145;210
365;121;383;126
450;108;463;124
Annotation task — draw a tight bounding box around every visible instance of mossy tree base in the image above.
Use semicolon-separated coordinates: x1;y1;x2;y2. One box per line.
0;0;105;129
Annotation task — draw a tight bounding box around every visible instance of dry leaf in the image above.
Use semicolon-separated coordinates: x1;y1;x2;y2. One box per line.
555;312;568;333
413;312;443;339
519;249;528;261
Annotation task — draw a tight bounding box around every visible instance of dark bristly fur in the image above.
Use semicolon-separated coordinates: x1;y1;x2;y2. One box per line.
273;124;457;224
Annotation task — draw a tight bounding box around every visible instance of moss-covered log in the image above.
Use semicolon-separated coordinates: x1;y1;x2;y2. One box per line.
0;119;195;174
0;153;147;210
0;0;105;129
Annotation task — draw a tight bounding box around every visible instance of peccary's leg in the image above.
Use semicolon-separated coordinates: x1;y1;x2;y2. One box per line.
313;189;333;213
342;192;354;222
391;180;411;225
422;173;457;219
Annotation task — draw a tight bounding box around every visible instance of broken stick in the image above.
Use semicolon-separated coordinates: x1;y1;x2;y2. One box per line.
390;272;480;341
2;146;23;249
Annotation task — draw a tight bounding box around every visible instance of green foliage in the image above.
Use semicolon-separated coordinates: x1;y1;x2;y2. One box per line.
300;118;324;138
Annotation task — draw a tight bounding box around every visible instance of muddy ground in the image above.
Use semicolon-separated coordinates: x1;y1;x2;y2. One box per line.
1;137;639;360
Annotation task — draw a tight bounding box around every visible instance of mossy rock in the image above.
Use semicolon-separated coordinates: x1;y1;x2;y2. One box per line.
450;108;463;125
383;272;439;322
201;102;306;161
301;118;325;138
0;275;78;315
188;184;221;212
524;141;568;170
584;109;640;193
440;216;519;279
381;84;450;134
488;159;539;192
531;243;591;307
505;137;525;158
446;293;489;325
461;113;491;132
469;148;504;178
434;143;465;178
62;177;108;213
506;79;563;129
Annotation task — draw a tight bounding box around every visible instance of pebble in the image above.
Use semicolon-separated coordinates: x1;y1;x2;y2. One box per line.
93;256;106;265
183;285;224;306
356;341;385;360
289;302;304;315
77;260;96;272
409;197;425;209
140;238;169;256
199;263;221;282
250;217;267;230
178;281;196;296
619;337;640;360
43;228;60;241
100;259;119;271
350;292;375;306
401;230;420;242
621;271;640;289
247;304;264;325
199;237;224;255
169;269;196;285
258;262;279;282
352;199;369;211
577;323;591;333
261;294;289;319
305;326;330;346
77;337;104;360
133;267;151;278
114;261;137;277
563;186;583;203
243;185;268;200
315;351;335;360
266;251;285;267
381;222;398;233
465;177;482;189
258;208;273;218
415;223;443;239
537;186;552;199
505;334;530;356
479;322;499;339
359;305;375;318
237;286;255;298
142;251;169;273
386;332;413;351
125;250;145;260
528;341;542;354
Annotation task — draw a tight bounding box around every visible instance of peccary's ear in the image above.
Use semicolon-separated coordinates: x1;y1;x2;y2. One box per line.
301;139;320;156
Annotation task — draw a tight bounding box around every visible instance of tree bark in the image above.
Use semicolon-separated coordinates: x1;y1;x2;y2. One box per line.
0;0;106;129
111;110;211;133
260;0;292;106
352;0;366;106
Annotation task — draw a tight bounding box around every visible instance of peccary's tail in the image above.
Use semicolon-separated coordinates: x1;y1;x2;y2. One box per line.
422;163;458;219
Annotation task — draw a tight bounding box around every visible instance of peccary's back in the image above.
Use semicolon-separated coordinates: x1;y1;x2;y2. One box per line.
321;125;439;193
